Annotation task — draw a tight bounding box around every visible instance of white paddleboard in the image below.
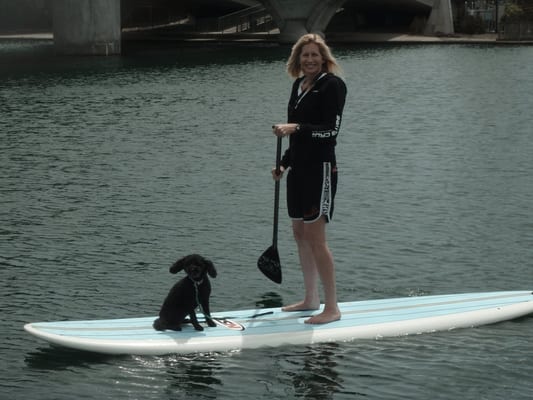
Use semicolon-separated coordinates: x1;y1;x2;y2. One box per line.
24;290;533;355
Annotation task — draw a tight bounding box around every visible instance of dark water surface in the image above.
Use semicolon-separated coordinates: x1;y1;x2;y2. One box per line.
1;39;533;399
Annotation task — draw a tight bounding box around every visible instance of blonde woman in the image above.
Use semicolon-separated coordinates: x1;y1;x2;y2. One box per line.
272;34;347;324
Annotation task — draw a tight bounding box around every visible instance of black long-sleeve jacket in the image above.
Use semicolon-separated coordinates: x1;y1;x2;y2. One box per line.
280;73;347;171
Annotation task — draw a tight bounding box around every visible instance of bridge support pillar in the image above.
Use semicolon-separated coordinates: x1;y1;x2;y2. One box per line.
279;19;309;43
424;0;454;35
263;0;344;44
52;0;121;55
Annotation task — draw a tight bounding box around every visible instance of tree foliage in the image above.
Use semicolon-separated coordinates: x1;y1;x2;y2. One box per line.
503;0;533;21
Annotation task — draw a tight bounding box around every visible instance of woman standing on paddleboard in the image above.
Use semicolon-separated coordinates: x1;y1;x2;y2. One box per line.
272;33;347;324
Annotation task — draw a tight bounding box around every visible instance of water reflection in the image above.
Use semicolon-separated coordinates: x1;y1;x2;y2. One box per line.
25;346;120;370
162;354;223;399
255;291;283;309
288;343;345;399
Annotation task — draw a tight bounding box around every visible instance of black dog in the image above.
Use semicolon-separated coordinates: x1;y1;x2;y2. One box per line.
153;254;217;331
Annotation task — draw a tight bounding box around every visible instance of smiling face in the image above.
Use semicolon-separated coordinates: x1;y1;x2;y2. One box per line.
299;42;324;78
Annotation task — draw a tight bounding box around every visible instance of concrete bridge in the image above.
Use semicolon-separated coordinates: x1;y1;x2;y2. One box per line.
51;0;453;55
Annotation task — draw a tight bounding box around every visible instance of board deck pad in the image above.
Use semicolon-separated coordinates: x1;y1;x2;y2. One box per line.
24;290;533;355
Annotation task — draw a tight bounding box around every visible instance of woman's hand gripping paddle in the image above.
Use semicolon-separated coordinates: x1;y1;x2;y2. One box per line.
257;136;283;284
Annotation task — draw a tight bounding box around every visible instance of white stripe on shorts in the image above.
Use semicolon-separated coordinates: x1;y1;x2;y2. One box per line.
306;162;332;224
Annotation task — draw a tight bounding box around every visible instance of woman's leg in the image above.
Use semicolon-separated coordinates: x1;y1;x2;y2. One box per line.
303;217;341;324
282;219;320;311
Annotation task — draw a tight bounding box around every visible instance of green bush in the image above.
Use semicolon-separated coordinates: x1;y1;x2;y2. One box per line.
502;0;533;22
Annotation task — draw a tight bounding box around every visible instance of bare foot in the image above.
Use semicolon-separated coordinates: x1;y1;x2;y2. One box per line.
304;310;341;324
282;301;320;312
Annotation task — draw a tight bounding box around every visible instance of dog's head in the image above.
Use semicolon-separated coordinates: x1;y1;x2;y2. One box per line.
169;254;217;282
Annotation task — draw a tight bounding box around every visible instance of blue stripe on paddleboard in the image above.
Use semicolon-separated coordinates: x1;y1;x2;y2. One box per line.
26;291;533;341
31;290;533;330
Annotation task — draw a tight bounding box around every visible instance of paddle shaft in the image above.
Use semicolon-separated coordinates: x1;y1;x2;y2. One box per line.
272;136;282;247
256;136;283;284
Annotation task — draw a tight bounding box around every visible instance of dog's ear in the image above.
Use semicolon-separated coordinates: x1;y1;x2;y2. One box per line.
169;255;191;274
204;258;217;278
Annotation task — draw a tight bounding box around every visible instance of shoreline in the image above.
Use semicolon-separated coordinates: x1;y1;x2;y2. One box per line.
1;31;532;45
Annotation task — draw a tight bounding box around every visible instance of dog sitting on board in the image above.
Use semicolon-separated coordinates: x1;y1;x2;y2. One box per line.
153;254;217;331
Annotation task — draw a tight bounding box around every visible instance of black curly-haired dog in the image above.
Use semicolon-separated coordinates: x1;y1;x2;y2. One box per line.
153;254;217;331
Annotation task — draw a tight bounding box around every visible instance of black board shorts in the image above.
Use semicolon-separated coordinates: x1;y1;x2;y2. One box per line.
286;162;337;223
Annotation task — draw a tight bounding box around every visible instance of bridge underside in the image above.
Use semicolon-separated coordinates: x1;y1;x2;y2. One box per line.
50;0;453;54
328;0;433;35
262;0;451;42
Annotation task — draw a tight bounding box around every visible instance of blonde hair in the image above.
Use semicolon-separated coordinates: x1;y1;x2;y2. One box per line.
286;33;342;78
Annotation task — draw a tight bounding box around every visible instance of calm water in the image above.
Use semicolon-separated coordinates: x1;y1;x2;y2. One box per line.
1;39;533;400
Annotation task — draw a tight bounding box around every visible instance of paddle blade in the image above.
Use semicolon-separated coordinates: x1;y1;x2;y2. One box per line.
257;245;282;284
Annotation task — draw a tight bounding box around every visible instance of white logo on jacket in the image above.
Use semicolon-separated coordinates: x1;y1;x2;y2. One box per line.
311;114;342;138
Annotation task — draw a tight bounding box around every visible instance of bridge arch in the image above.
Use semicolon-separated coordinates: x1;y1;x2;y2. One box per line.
260;0;344;42
259;0;453;43
307;0;348;35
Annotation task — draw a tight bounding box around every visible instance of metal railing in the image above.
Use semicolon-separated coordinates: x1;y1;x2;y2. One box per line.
217;5;276;33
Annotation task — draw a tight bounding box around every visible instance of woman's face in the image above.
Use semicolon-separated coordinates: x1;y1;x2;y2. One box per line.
299;43;324;78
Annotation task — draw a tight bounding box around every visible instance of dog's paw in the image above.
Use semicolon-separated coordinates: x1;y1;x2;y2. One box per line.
206;319;217;328
153;318;165;331
193;325;204;331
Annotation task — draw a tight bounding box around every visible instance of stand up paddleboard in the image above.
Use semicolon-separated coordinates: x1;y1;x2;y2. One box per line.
24;290;533;355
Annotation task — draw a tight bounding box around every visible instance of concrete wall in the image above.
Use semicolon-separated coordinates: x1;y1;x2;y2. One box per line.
0;0;52;33
52;0;121;55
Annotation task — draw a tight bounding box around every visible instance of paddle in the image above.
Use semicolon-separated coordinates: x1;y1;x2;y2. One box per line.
257;136;283;284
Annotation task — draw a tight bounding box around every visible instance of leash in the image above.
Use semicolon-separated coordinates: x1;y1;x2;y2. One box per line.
193;280;211;319
191;280;273;331
192;280;243;330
